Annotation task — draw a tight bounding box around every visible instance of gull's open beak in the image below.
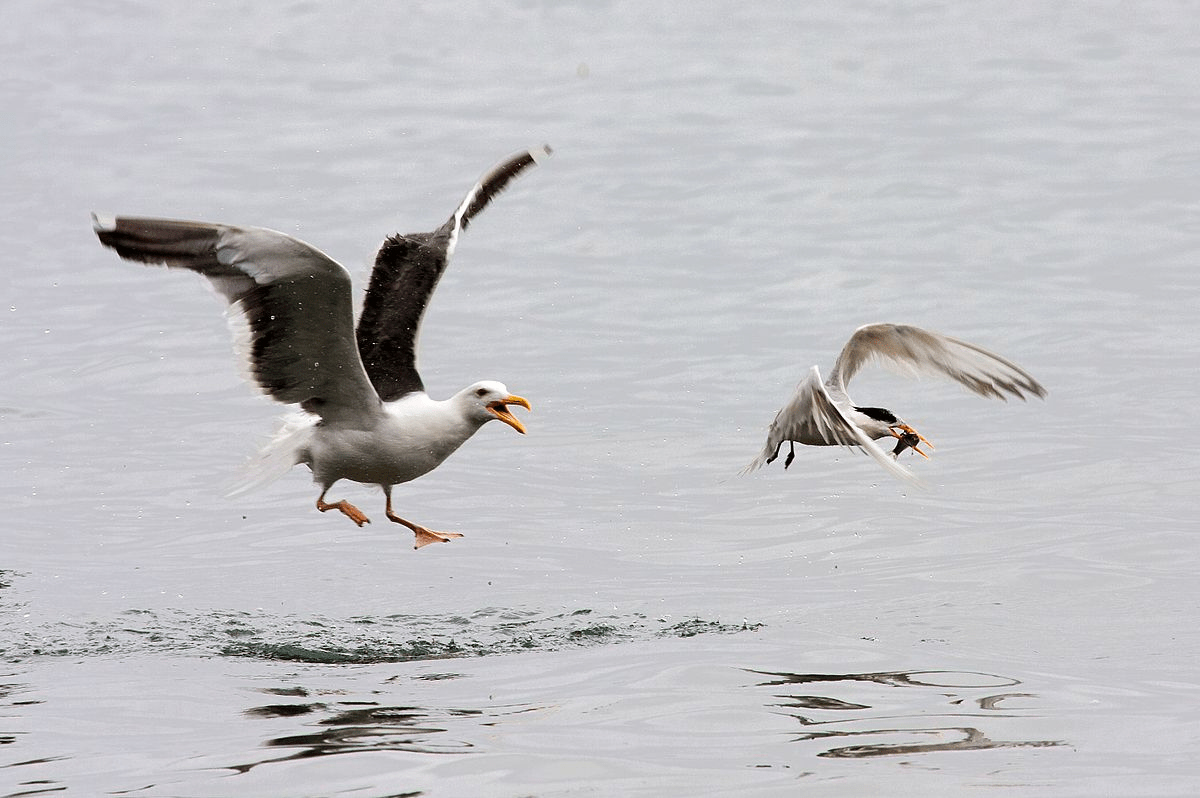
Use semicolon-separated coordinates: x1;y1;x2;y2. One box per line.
487;395;531;434
890;424;934;459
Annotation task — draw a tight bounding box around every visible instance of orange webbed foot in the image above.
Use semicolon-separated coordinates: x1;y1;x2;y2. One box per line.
384;504;464;550
317;496;371;526
411;528;466;550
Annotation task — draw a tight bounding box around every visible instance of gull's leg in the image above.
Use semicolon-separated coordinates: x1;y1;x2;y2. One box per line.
383;486;464;550
316;488;370;526
784;441;796;469
765;440;782;465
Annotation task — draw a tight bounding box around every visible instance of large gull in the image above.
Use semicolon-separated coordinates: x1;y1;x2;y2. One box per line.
93;146;548;548
744;323;1046;483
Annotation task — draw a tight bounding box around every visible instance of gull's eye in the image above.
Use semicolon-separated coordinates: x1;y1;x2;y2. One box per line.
476;388;488;397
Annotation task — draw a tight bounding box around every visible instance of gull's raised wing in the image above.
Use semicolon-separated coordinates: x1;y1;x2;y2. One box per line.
356;146;550;402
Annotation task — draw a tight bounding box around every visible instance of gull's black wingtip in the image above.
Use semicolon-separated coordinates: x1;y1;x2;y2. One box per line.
451;146;550;235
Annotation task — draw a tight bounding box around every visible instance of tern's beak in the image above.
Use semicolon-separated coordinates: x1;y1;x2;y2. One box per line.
890;424;934;459
487;395;531;434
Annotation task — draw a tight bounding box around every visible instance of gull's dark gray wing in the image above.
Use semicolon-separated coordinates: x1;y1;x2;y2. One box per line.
92;214;382;427
356;146;550;402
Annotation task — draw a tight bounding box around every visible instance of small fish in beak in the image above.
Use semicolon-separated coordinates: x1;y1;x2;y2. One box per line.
890;424;933;459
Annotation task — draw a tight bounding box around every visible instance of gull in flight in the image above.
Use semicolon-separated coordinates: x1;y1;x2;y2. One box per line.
93;146;549;548
744;323;1046;482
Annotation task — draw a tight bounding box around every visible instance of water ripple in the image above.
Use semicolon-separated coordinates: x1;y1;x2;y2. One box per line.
7;607;762;664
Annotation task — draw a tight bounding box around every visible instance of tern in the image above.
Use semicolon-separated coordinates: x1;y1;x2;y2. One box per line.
744;323;1046;482
93;146;549;548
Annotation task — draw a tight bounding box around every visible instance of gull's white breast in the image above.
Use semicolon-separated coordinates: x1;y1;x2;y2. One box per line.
304;393;479;487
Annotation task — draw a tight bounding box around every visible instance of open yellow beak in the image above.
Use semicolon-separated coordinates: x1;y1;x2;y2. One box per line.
890;424;934;459
487;394;531;434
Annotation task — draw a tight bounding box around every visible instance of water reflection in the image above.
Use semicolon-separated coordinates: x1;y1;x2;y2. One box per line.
0;673;63;796
232;686;540;774
806;726;1062;758
749;669;1064;759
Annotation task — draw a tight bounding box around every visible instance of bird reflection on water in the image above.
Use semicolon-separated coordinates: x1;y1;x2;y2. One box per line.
748;669;1065;759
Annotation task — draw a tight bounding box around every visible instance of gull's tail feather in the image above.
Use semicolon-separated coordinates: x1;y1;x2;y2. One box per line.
226;411;317;497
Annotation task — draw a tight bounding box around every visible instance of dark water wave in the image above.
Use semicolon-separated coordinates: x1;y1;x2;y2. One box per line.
5;606;761;664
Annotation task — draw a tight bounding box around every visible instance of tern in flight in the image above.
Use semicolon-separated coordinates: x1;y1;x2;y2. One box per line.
744;323;1046;482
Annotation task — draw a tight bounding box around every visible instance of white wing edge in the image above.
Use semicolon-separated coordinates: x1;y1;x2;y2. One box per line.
841;417;924;486
742;366;925;487
813;372;924;486
447;145;551;255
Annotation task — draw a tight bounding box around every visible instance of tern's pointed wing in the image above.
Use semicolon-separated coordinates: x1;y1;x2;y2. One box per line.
744;366;920;483
355;146;550;402
93;214;382;427
826;323;1046;401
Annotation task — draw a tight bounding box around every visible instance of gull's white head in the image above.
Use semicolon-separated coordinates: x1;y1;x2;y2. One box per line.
458;380;531;433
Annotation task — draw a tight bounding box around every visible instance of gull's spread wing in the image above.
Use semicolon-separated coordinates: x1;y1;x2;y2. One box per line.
93;214;381;427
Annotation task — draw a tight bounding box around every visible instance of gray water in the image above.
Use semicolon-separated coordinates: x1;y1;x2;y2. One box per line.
3;1;1199;795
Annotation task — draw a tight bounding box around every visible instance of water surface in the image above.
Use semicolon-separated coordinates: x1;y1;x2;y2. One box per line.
2;1;1199;795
